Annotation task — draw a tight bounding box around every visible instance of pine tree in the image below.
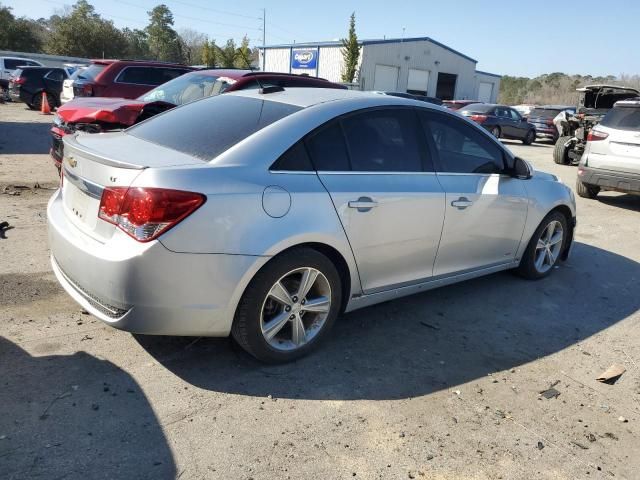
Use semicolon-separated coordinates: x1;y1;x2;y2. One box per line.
341;12;360;83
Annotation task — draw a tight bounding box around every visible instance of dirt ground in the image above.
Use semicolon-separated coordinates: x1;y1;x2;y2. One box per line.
1;101;639;480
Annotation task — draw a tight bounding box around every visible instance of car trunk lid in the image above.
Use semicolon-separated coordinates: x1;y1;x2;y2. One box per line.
61;131;205;241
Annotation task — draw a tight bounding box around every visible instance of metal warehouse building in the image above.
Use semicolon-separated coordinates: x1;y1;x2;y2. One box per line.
258;36;500;102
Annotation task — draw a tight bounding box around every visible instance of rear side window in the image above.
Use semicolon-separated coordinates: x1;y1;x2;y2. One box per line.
306;123;350;171
600;106;640;131
341;109;425;172
45;69;65;82
128;95;302;160
271;142;314;171
421;112;505;174
4;59;22;69
117;67;189;86
77;64;106;81
530;108;562;118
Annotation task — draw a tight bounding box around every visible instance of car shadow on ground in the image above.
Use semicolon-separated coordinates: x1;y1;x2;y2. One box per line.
135;242;639;401
596;193;640;212
0;121;51;155
0;337;176;478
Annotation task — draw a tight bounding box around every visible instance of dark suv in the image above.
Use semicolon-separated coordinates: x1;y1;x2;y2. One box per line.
51;69;346;172
69;59;194;100
527;105;576;142
8;66;69;109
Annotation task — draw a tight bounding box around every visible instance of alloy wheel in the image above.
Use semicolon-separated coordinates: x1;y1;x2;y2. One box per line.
534;220;564;274
260;267;332;351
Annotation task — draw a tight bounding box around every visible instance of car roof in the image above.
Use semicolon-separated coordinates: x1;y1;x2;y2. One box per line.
90;59;190;68
226;87;436;109
536;105;574;109
1;56;41;61
577;84;640;93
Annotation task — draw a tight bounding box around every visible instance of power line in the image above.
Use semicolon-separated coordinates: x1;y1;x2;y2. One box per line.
168;0;261;21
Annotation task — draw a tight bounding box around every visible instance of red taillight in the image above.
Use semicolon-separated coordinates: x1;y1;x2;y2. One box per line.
470;114;488;123
587;130;609;142
98;187;205;242
12;77;26;85
82;84;94;96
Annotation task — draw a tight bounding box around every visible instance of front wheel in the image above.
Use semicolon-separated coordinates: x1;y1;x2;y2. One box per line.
515;211;567;280
232;248;342;363
553;136;571;164
522;129;535;145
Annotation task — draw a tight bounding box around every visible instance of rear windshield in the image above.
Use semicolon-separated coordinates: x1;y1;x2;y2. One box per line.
139;73;226;105
530;108;565;118
460;103;494;113
77;64;106;81
600;106;640;131
128;94;302;160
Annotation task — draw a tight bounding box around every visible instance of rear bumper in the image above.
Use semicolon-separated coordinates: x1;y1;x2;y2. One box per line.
47;189;268;336
578;166;640;194
534;126;557;139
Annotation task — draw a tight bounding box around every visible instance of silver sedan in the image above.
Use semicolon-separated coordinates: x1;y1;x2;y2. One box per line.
48;88;576;362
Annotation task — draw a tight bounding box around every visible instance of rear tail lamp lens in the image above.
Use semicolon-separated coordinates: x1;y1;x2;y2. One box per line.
587;130;609;142
470;114;488;123
13;77;26;85
98;187;205;242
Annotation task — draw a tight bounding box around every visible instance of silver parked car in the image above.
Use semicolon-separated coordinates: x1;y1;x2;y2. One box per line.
48;88;576;362
577;98;640;198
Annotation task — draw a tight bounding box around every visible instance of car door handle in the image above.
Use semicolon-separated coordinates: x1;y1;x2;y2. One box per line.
451;197;473;209
348;197;378;211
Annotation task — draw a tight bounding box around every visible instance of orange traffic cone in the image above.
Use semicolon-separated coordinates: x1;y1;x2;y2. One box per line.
40;92;52;115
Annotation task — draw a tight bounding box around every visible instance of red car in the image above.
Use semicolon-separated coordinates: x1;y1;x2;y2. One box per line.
70;59;194;100
50;69;346;172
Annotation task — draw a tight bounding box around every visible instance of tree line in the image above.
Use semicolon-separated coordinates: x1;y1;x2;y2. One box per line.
499;72;640;105
0;0;256;68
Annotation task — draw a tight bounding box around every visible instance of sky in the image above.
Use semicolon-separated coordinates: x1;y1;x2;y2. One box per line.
5;0;640;78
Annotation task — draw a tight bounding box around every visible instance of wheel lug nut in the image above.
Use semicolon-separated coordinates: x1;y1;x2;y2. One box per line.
292;296;298;303
301;299;306;305
289;315;295;320
285;306;291;312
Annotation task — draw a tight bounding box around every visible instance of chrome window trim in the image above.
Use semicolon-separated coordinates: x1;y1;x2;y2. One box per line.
62;167;104;199
268;170;317;175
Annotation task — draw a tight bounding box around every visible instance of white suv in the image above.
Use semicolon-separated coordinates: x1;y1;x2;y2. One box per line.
577;99;640;198
0;56;43;89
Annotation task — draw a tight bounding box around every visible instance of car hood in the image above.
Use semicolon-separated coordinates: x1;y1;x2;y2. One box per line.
56;97;174;125
532;169;559;182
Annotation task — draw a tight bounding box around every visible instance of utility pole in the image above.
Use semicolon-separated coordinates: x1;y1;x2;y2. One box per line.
262;8;266;71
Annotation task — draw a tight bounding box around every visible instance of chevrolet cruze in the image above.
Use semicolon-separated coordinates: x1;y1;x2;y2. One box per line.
48;88;576;362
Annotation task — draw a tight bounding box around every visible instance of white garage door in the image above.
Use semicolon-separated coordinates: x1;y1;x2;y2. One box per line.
478;82;494;103
373;64;399;91
407;68;430;95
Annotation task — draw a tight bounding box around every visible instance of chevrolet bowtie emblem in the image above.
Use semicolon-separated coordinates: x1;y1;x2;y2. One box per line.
68;156;77;168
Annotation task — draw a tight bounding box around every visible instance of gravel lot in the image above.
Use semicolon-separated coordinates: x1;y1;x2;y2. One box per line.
1;101;639;480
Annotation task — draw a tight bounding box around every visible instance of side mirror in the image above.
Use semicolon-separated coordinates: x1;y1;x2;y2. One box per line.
512;156;532;179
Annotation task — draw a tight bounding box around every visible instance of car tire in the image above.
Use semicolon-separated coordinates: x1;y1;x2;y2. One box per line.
231;247;342;363
522;129;535;145
515;211;568;280
576;178;600;199
553;136;571;164
32;92;56;111
490;126;501;138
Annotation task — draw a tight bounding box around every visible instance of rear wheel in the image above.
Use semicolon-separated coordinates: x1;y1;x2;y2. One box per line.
490;126;501;138
232;248;342;363
576;178;600;199
515;211;567;280
32;91;56;111
553;136;571;164
522;129;535;145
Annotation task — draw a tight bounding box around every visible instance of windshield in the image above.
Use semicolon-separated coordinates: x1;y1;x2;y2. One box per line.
600;106;640;131
128;94;302;160
139;73;234;105
530;108;568;118
68;68;87;81
77;64;106;82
